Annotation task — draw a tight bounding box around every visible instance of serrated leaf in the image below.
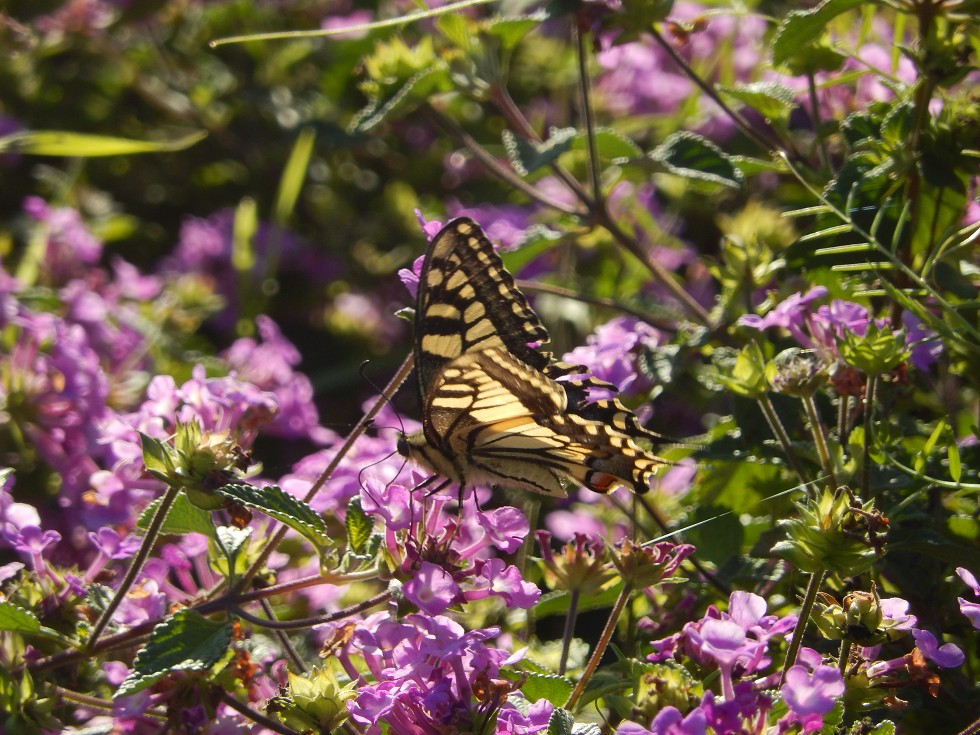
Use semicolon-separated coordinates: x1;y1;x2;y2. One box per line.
345;496;373;554
215;526;253;569
216;483;332;551
719;82;797;123
503;127;577;176
548;707;574;735
137;492;216;537
483;13;544;51
572;725;601;735
516;671;573;705
115;609;233;698
349;65;449;133
650;132;742;189
569;127;644;162
0;130;206;157
0;602;41;634
730;155;789;177
771;0;864;67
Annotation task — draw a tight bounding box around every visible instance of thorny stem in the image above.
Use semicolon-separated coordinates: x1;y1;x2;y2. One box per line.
87;483;181;650
565;582;633;711
781;567;826;684
802;393;838;490
234;352;414;594
862;373;878;500
559;588;580;676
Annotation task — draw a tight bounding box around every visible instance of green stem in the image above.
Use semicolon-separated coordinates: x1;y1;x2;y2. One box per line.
781;567;826;684
806;71;831;171
838;639;850;676
565;583;633;711
574;20;603;206
559;588;580;677
802;394;838;489
756;395;813;491
87;483;181;649
861;372;878;500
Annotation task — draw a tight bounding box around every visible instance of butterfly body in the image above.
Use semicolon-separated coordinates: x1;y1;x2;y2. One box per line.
398;217;665;498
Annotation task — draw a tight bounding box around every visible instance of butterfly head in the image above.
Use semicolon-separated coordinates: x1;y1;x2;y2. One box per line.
397;429;458;482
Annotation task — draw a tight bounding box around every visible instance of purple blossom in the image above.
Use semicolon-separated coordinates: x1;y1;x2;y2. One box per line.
222;316;333;444
781;664;844;719
403;561;461;615
956;567;980;629
563;316;664;396
23;197;103;284
912;629;964;669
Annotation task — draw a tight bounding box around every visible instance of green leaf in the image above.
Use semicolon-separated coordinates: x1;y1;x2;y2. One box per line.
139;432;178;484
349;65;449;133
719;82;797;123
514;671;573;706
730;155;790;177
0;130;206;157
483;13;544;51
548;708;574;735
137;492;216;537
772;0;864;67
533;583;623;618
650;132;742;189
345;496;373;555
115;609;233;698
215;526;253;576
917;420;947;474
569;127;644;163
274;127;315;225
503;127;577;176
949;441;962;484
216;483;332;552
0;602;41;634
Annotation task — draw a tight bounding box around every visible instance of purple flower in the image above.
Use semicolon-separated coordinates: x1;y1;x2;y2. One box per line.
956;567;980;629
23;197;103;285
403;561;461;616
781;664;844;718
222;316;334;444
563;316;664;396
466;558;541;609
912;629;964;669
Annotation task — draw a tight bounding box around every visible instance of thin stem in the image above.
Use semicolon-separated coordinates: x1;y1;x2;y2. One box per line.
558;588;580;677
422;104;586;216
955;715;980;735
802;394;838;489
780;567;825;684
574;20;603;206
235;353;414;594
564;582;633;711
647;25;788;155
805;71;831;171
756;395;813;491
837;394;851;448
87;484;181;649
220;691;299;735
862;373;878;500
838;640;850;676
516;280;681;331
230;590;392;631
260;599;307;673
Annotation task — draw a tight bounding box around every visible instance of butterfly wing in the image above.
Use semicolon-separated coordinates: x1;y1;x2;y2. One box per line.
431;348;664;496
414;218;550;404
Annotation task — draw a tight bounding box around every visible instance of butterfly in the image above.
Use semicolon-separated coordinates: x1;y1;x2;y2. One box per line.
396;217;666;498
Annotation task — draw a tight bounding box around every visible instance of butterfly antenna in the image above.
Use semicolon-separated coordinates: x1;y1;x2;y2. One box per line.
358;360;407;435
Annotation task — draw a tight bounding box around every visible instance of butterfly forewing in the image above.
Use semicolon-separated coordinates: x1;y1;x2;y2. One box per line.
415;218;550;400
